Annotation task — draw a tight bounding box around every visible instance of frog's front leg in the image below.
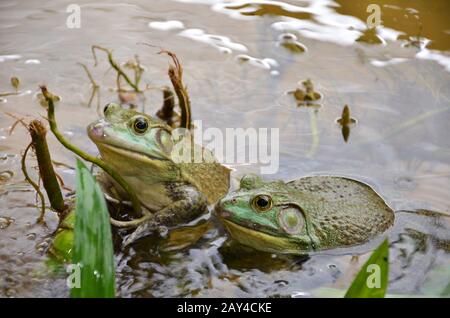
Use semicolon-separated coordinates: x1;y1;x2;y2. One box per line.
123;183;208;246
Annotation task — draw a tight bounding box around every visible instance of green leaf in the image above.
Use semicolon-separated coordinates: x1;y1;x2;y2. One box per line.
70;159;115;298
344;239;389;298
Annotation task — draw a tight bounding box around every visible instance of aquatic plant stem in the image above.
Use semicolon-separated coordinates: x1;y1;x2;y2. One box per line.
159;50;192;130
91;45;141;92
78;63;99;89
78;63;100;109
21;142;46;223
40;85;144;216
28;120;66;213
156;87;175;126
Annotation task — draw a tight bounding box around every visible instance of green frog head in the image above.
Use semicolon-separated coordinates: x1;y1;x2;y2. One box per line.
88;102;174;170
216;174;316;254
216;174;394;254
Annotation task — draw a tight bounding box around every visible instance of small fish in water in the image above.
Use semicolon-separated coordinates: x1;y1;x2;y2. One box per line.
336;105;356;142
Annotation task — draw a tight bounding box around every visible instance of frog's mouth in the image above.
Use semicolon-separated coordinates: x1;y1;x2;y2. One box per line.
96;142;169;162
216;207;313;254
220;219;309;255
88;123;170;161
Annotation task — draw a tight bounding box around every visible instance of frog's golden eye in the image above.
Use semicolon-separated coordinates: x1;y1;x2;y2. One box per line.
251;194;272;212
132;117;149;135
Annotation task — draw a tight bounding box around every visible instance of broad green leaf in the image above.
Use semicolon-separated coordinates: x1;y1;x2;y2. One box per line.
70;159;115;298
344;239;389;298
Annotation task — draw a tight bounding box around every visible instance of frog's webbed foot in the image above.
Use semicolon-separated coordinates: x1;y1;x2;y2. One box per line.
122;220;163;247
121;191;208;247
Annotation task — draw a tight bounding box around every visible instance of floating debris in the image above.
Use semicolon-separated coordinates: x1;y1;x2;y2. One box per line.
10;77;20;91
277;33;306;54
398;34;428;50
235;54;278;70
356;28;384;45
0;171;13;183
398;24;428;50
336;105;357;142
288;79;321;107
0;216;13;229
0;77;23;98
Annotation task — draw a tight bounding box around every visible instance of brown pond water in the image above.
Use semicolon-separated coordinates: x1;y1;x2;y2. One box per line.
0;0;449;297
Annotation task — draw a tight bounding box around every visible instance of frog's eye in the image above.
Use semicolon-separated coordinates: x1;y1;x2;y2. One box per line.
103;103;120;116
132;117;149;135
251;194;272;212
277;208;304;235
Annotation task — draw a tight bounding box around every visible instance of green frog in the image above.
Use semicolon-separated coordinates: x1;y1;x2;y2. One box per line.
215;174;394;254
87;103;230;244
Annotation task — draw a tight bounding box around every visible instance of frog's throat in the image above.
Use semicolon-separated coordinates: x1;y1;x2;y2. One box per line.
96;142;170;162
221;219;311;254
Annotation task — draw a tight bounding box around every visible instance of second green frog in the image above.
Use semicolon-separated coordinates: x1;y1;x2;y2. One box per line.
216;174;394;254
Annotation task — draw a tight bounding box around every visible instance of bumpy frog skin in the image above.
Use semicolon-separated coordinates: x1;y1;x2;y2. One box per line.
216;174;394;254
87;103;230;244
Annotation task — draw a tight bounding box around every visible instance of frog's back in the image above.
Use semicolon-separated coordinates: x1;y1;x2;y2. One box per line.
287;176;394;249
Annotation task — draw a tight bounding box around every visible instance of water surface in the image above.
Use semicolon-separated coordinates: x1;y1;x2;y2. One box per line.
0;0;449;297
